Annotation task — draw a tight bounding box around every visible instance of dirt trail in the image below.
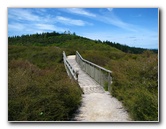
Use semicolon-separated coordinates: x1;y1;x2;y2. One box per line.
67;55;131;122
74;92;130;122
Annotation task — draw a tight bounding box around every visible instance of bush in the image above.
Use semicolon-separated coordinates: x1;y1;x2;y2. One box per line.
125;87;158;121
8;46;82;121
82;50;158;121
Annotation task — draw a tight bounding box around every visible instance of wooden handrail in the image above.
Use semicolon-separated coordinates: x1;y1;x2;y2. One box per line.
76;51;112;73
75;51;112;92
63;51;78;81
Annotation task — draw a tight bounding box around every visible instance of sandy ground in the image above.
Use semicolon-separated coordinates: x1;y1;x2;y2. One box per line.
74;92;130;122
67;55;131;122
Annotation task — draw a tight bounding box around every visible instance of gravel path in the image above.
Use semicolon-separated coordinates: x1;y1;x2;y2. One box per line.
67;55;131;122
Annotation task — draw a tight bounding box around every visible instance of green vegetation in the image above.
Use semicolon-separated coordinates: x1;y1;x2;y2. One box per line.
8;31;158;54
81;50;158;121
9;31;158;121
8;45;82;121
103;40;158;54
108;51;158;121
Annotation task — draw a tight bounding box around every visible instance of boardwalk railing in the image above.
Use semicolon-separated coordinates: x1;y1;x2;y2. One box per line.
63;51;78;81
75;51;112;91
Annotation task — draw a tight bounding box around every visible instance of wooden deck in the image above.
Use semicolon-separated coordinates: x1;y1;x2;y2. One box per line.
63;52;131;122
66;55;130;121
67;55;104;94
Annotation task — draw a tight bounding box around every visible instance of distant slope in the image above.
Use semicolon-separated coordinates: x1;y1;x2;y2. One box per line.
8;31;157;54
103;40;158;54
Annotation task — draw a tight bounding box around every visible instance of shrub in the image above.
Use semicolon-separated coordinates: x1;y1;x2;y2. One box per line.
8;46;82;121
82;50;158;121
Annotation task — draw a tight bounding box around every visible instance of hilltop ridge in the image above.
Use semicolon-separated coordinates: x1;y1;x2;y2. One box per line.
8;31;158;54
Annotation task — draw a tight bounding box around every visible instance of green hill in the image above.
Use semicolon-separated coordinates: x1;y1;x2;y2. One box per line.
8;31;158;121
8;31;158;54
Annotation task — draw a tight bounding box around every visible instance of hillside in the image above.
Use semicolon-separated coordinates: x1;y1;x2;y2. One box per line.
8;31;158;54
8;31;158;121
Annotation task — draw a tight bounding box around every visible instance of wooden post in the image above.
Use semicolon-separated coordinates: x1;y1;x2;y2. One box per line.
108;72;111;92
99;69;101;86
93;65;95;79
76;70;79;81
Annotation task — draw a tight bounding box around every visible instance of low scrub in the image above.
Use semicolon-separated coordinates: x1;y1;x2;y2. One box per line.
81;50;158;121
8;46;82;121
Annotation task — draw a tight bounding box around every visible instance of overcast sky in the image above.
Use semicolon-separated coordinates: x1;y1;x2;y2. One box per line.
8;8;158;49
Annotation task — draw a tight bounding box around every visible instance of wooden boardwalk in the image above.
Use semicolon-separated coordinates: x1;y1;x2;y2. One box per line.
66;55;130;122
67;55;104;94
